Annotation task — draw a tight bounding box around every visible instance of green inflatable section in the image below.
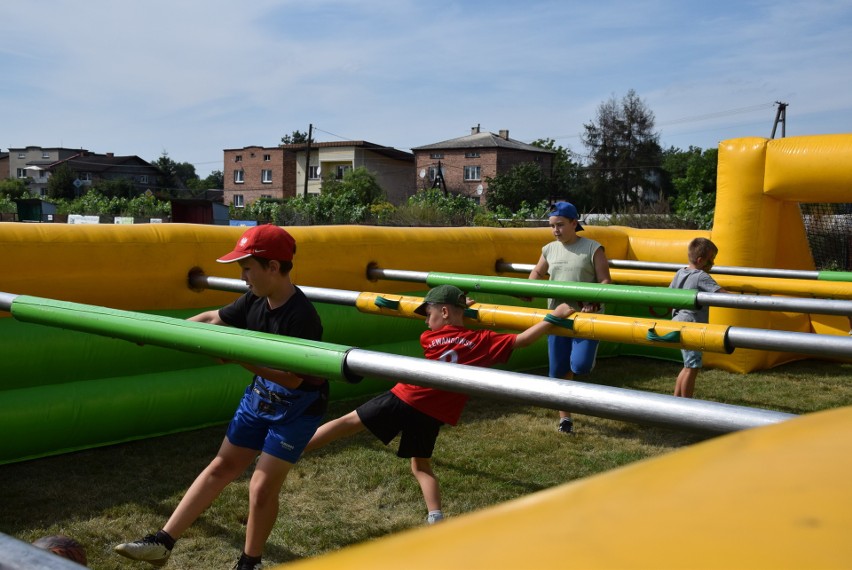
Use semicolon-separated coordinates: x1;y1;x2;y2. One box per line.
0;290;682;465
0;302;405;465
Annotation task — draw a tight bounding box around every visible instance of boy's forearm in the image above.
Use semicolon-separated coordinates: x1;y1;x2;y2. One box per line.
241;363;306;389
514;307;575;348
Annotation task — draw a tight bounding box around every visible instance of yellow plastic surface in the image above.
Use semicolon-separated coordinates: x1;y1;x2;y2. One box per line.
356;292;731;353
282;406;852;570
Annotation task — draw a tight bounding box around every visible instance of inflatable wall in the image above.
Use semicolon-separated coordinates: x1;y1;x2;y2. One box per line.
1;135;851;468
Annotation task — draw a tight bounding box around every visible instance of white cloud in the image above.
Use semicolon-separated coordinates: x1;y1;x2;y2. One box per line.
2;0;850;176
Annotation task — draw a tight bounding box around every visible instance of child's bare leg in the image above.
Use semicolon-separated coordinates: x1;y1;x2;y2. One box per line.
411;457;441;512
304;410;365;452
674;367;699;398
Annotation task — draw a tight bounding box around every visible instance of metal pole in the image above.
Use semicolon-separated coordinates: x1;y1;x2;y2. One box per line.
369;267;698;309
7;294;359;384
191;272;360;306
607;259;822;280
727;327;852;357
189;275;852;359
697;291;852;316
343;349;795;435
0;288;797;436
497;259;827;281
0;292;17;312
368;266;852;317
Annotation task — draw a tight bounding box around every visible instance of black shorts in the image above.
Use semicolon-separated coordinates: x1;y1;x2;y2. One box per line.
356;392;444;459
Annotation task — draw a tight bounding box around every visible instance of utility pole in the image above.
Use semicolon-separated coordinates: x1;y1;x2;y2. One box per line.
303;123;313;197
771;102;788;139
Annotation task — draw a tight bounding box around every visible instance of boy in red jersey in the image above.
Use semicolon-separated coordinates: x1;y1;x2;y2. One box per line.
305;284;574;524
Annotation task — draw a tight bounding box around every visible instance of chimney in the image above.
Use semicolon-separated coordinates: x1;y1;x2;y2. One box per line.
471;124;481;135
106;152;114;157
499;129;509;140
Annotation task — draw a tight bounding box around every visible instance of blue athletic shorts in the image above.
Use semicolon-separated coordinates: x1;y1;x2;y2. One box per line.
226;380;327;463
356;392;443;459
681;348;703;369
548;335;600;378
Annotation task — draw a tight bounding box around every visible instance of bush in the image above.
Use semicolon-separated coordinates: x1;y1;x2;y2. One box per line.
54;189;170;218
386;188;480;226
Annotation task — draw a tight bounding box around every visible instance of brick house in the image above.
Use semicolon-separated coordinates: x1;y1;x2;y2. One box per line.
223;141;414;209
411;126;555;203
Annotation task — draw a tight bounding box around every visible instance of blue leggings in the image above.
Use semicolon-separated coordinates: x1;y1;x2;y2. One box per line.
548;335;599;378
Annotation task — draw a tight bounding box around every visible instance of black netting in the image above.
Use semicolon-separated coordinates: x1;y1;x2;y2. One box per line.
801;203;852;271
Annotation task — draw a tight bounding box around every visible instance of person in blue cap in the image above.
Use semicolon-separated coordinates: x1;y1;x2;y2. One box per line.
526;201;611;434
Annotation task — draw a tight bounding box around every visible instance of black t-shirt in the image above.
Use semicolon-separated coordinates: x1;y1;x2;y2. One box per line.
218;287;325;386
219;287;323;341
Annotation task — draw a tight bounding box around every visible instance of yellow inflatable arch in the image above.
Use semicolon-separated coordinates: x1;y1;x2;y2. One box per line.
707;134;852;371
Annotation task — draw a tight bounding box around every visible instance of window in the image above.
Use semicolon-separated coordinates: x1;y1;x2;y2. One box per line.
16;168;27;178
261;194;272;199
79;172;92;181
308;166;320;179
428;165;444;181
336;165;351;179
464;152;480;158
235;155;242;162
42;152;50;159
430;153;444;159
234;169;244;184
233;194;245;208
139;175;149;184
464;166;481;181
262;169;272;183
17;152;25;159
263;154;271;161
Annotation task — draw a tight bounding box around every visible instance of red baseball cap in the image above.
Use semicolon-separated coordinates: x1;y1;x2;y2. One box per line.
217;224;296;263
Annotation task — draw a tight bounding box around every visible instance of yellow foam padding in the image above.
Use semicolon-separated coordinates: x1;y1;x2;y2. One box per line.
281;405;852;570
355;293;731;353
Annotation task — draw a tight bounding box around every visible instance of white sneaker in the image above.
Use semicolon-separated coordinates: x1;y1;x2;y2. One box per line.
426;512;444;525
115;534;172;567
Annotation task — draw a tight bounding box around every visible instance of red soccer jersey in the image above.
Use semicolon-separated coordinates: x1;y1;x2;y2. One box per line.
390;325;516;425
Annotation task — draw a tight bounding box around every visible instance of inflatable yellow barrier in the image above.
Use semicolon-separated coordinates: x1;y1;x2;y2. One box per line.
283;404;852;570
1;135;851;466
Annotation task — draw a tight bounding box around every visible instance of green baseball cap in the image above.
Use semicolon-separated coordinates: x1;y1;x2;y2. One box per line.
414;284;468;316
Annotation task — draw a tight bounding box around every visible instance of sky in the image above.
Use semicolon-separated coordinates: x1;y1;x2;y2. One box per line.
2;0;851;178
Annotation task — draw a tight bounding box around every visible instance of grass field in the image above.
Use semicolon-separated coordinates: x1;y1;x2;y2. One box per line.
1;356;850;569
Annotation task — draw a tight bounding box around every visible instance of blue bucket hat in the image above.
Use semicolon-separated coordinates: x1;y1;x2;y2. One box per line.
549;201;584;231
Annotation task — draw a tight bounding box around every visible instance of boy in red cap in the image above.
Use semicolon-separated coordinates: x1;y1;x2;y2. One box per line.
304;284;575;525
116;224;325;570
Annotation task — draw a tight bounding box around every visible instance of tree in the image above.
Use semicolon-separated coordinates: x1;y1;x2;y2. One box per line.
281;130;309;145
0;178;31;200
661;146;718;229
581;89;662;211
186;170;225;192
484;162;549;212
92;178;137;199
154;151;179;189
153;151;196;190
46;163;78;200
531;138;586;204
322;167;384;205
